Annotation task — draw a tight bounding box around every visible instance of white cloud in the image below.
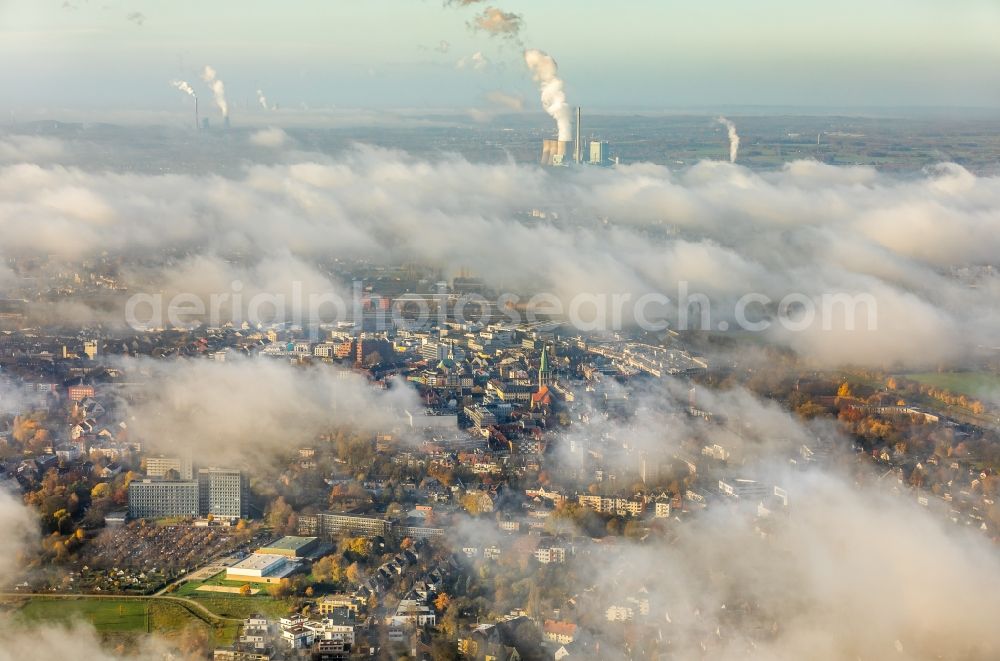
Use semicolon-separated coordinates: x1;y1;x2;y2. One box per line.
249;127;289;148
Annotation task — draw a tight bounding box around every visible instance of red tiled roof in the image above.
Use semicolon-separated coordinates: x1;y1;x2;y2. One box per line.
543;620;577;636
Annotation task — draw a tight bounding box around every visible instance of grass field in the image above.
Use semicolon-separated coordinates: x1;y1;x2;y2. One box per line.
902;372;1000;401
8;597;239;647
14;598;150;632
174;572;290;619
174;571;293;620
186;592;293;620
175;571;249;595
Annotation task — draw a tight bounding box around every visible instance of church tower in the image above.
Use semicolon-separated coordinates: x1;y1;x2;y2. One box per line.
538;345;551;388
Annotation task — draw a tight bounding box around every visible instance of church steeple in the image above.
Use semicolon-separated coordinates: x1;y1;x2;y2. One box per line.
538;345;551;388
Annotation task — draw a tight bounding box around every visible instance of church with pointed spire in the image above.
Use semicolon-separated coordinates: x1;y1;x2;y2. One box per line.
538;345;551;388
532;345;553;411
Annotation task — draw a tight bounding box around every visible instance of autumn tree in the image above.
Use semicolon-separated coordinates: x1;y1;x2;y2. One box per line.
345;562;363;585
312;555;344;583
266;496;296;535
342;536;373;560
266;578;293;599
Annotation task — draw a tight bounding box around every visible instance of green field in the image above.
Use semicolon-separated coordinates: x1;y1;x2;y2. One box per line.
175;572;294;620
902;372;1000;401
8;597;239;646
14;598;150;632
175;571;250;595
185;591;294;620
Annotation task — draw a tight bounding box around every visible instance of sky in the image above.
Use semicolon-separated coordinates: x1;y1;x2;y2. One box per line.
1;0;999;118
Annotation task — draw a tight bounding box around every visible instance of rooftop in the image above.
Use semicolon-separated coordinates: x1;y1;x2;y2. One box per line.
259;536;318;552
230;553;288;572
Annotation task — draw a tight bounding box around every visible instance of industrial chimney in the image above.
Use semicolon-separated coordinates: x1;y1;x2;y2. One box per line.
575;107;582;164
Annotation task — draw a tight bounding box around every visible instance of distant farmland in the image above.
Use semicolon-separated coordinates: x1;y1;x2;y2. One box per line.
903;371;1000;401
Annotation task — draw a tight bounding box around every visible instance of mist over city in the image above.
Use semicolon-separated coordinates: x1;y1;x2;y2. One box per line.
1;2;999;660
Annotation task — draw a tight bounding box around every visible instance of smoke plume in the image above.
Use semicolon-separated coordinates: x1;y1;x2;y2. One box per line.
170;80;195;98
718;116;740;163
470;7;523;40
200;65;229;118
256;89;269;110
524;49;572;141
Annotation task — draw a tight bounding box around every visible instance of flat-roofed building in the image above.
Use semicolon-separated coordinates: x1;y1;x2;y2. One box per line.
128;479;199;519
317;594;361;616
145;454;193;480
226;554;296;584
198;467;249;519
257;536;319;558
305;512;394;539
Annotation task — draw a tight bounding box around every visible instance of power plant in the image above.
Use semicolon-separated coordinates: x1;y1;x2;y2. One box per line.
541;107;614;167
540;138;572;166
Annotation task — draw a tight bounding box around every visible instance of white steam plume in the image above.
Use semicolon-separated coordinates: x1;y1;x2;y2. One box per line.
201;65;229;118
470;7;523;40
523;48;572;141
256;89;269;110
170;80;195;98
718;115;740;163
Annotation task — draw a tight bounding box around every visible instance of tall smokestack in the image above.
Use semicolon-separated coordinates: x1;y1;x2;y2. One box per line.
575;107;582;164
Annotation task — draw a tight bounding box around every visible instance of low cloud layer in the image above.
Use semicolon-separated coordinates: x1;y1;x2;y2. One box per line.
454;382;1000;659
249;127;290;148
121;356;422;464
0;135;66;163
575;470;1000;659
0;141;997;367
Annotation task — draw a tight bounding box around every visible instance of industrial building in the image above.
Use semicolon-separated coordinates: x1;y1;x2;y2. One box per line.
540;139;571;166
541;107;615;167
589;140;609;165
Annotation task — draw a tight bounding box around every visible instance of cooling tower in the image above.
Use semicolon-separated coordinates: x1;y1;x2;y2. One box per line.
541;139;555;165
553;140;570;165
541;139;572;166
